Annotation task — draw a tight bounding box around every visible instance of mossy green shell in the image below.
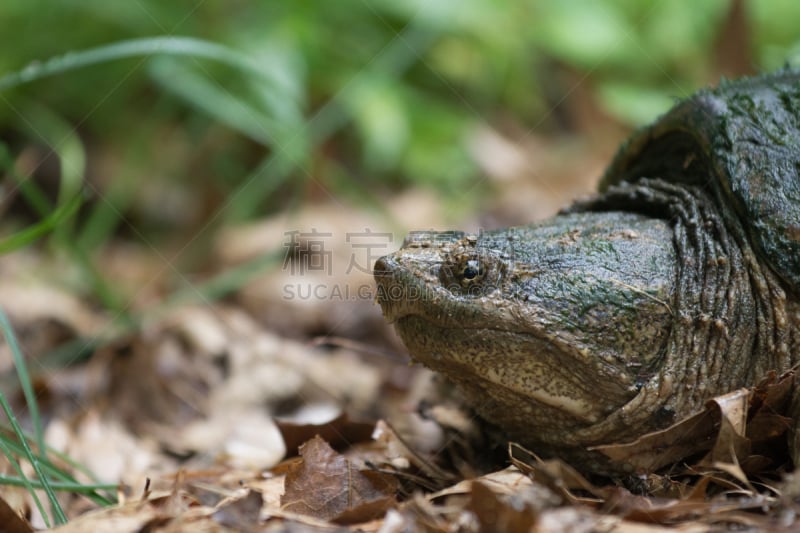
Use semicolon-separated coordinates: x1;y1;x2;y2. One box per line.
601;69;800;290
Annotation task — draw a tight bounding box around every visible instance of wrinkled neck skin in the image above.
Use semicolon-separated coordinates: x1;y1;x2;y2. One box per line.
569;179;796;455
375;177;796;473
787;298;800;363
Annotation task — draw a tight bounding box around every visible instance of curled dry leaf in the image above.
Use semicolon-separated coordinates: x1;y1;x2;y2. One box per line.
593;371;795;474
281;435;398;524
506;445;778;528
509;443;603;506
466;481;537;533
698;388;751;468
426;466;559;513
591;404;719;474
277;412;376;456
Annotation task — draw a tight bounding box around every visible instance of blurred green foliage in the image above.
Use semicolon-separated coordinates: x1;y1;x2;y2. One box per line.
0;0;798;293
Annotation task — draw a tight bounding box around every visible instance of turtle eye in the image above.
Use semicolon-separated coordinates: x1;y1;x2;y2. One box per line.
460;259;484;283
440;252;494;295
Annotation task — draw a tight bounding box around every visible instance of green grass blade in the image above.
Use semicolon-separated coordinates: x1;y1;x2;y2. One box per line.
0;105;85;254
0;475;116;493
4;102;129;315
0;309;68;524
0;36;295;99
221;24;436;222
20;104;85;239
0;309;45;459
0;436;50;528
0;395;66;525
0;425;116;506
0;193;82;254
148;56;283;146
0;143;52;214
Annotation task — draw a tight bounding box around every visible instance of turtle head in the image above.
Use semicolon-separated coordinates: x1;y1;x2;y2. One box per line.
374;211;676;444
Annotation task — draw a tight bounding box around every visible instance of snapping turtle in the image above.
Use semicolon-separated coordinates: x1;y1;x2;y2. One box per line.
373;69;800;473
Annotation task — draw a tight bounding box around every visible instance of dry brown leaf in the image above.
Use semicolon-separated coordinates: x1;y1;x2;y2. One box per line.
509;443;604;505
48;500;163;533
699;388;751;467
211;489;263;530
372;420;455;485
45;410;165;492
602;488;726;524
281;435;398;524
752;370;794;409
747;413;793;442
594;372;797;474
426;466;560;524
592;407;719;474
467;481;537;533
748;370;794;460
0;494;33;533
277;413;376;456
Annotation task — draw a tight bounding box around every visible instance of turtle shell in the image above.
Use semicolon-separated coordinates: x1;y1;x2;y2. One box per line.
600;69;800;291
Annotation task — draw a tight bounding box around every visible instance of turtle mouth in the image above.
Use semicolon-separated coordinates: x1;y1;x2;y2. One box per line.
392;315;633;424
373;254;445;324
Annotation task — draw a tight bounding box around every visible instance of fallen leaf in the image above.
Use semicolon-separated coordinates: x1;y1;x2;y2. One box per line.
211;489;263;530
371;420;456;488
699;388;751;467
0;494;33;533
281;435;398;524
592;407;719;474
48;500;161;533
277;413;376;456
468;481;536;533
426;465;560;521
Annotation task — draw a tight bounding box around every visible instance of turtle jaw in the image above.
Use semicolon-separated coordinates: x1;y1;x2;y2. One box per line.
392;315;636;427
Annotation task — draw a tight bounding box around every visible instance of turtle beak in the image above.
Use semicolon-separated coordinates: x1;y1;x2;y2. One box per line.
374;230;465;322
373;254;405;323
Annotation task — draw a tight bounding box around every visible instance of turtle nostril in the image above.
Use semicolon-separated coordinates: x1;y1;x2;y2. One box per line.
373;256;395;281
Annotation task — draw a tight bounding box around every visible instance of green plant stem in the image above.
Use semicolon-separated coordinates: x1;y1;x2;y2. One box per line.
0;475;117;493
0;310;45;460
0;438;50;528
0;36;288;93
0;393;67;524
